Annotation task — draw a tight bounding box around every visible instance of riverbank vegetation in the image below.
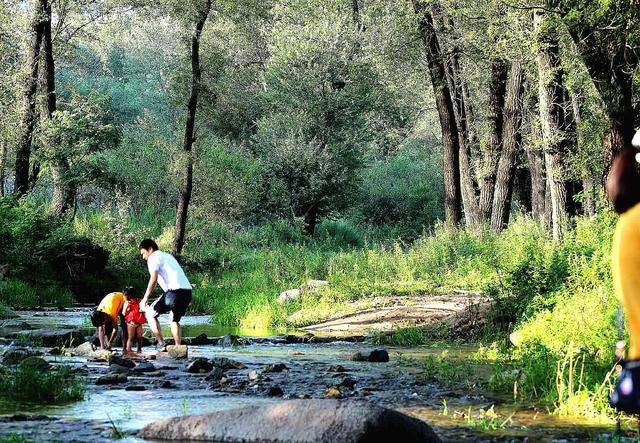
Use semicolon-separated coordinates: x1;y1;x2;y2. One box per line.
0;0;637;426
0;365;85;403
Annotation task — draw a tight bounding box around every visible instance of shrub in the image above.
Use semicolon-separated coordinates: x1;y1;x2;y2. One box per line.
315;219;363;248
0;365;85;402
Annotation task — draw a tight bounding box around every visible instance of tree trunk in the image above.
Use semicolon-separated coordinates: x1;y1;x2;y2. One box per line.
491;61;524;232
351;0;365;32
448;54;480;229
570;92;595;217
535;10;567;242
40;1;73;216
411;0;462;226
304;203;319;236
14;0;46;197
478;59;507;223
172;0;212;257
432;6;478;230
526;145;546;222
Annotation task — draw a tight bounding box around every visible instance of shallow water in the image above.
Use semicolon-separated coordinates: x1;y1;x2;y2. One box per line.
17;307;281;337
0;309;634;442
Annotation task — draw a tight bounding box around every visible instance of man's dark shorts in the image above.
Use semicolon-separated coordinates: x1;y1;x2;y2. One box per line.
149;289;192;322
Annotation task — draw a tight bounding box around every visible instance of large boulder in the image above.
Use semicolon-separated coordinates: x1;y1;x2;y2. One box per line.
138;399;440;442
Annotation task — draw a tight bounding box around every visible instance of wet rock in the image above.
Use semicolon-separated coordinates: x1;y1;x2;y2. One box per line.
248;370;260;381
301;333;315;342
109;364;133;375
286;335;302;344
188;333;211;345
328;365;346;373
154;380;176;389
71;341;96;356
2;348;42;365
352;349;389;363
18;356;50;372
266;385;283;397
324;386;342;398
138;399;441;442
205;367;224;382
108;355;136;368
220;334;250;347
185;358;213;374
369;349;390;362
134;362;156;373
340;377;357;389
125;385;147;391
167;345;188;359
210;357;246;369
12;328;85;347
263;363;288;373
96;374;128;385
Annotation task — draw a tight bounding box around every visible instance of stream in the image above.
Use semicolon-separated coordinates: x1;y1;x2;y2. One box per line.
0;308;634;442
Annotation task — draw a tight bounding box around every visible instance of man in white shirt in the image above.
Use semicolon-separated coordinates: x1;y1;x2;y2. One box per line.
139;239;193;348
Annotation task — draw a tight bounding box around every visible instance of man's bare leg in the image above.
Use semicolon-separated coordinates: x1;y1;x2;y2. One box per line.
170;321;181;346
98;326;106;349
146;312;165;346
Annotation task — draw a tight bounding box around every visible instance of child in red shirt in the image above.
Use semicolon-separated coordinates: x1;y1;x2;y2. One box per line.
122;287;147;354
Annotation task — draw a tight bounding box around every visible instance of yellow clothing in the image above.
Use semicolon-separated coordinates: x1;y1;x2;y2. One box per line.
612;203;640;360
96;292;125;326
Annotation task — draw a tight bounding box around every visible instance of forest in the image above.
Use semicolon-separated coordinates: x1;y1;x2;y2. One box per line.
0;0;639;440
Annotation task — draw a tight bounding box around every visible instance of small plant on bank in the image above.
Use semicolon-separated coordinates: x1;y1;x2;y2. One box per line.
0;365;85;402
369;327;427;346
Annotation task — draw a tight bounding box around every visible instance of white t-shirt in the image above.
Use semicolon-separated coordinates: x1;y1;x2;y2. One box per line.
147;251;192;292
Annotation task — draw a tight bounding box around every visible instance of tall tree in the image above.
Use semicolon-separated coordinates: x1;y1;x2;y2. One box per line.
491;61;525;231
172;0;213;256
411;0;462;225
14;0;46;196
478;59;508;222
40;0;74;216
535;9;568;241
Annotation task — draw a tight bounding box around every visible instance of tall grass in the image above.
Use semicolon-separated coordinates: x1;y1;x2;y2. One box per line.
0;365;86;402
